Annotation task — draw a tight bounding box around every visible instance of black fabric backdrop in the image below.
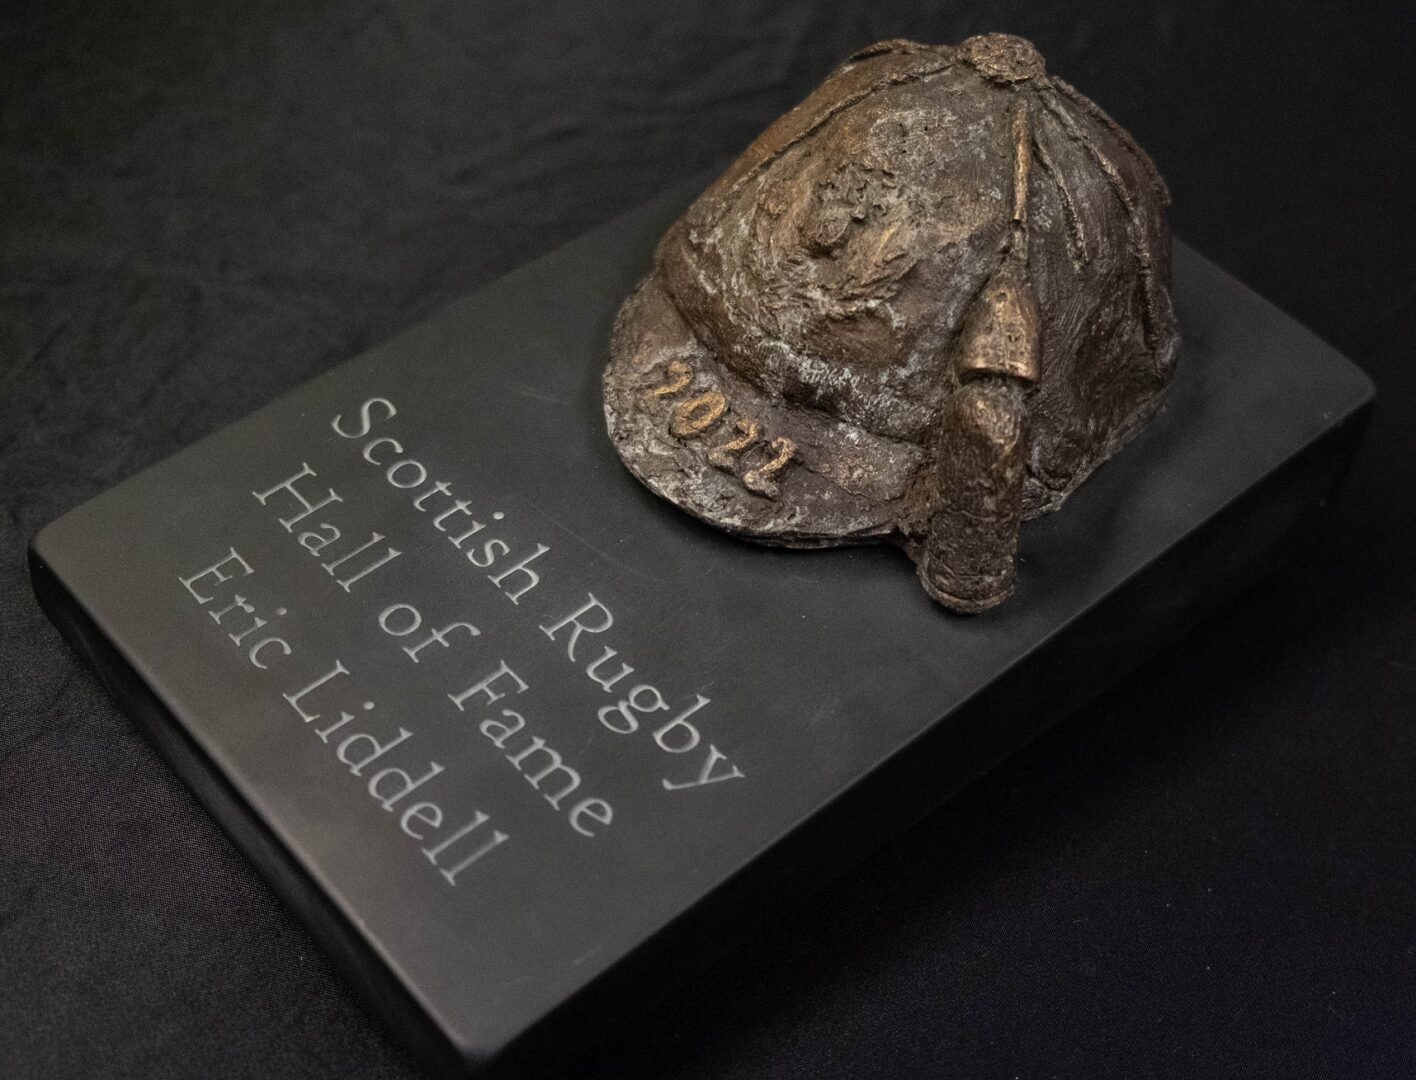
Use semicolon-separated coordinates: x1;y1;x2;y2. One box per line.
3;2;1413;1077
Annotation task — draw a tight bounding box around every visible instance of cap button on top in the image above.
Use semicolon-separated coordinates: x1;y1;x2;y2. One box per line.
959;33;1046;83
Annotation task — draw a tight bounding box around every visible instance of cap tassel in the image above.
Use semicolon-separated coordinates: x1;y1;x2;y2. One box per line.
918;100;1039;612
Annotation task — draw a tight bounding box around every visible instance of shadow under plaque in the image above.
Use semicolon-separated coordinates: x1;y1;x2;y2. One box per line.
30;178;1373;1078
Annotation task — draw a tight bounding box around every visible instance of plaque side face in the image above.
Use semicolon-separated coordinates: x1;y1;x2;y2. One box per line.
29;183;1373;1075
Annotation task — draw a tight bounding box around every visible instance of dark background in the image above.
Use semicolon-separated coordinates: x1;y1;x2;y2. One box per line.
2;2;1413;1077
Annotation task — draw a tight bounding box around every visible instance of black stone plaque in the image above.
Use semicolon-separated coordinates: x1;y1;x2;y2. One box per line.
29;181;1372;1078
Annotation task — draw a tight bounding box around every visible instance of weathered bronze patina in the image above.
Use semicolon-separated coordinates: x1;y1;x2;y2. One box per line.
603;34;1178;612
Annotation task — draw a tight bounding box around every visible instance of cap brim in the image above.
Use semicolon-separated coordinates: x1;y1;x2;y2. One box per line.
603;272;924;546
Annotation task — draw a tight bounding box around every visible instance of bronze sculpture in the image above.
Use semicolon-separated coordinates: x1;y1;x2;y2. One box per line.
603;34;1178;612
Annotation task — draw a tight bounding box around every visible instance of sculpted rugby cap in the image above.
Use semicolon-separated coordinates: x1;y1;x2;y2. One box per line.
603;34;1178;612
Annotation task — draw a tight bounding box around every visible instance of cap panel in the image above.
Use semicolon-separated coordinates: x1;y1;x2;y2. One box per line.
661;64;1019;443
681;42;955;231
1019;87;1178;513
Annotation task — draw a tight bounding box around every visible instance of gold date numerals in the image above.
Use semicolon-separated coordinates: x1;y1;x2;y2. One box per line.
670;391;727;437
707;418;760;468
648;359;693;397
644;362;797;500
743;437;795;499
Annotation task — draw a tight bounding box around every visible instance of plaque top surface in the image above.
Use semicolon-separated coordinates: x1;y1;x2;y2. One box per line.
31;183;1372;1070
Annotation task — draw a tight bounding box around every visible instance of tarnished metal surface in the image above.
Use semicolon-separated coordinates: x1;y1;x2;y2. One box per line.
604;34;1178;612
